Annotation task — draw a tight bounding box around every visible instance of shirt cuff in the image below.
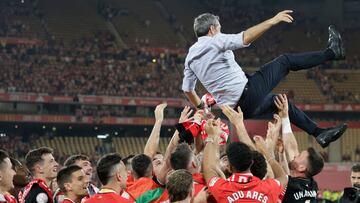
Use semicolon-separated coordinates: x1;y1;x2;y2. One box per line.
182;84;195;92
239;31;251;47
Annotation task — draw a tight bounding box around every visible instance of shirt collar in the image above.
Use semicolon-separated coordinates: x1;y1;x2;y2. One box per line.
63;197;75;203
197;33;223;42
99;188;117;194
197;35;211;42
227;172;255;183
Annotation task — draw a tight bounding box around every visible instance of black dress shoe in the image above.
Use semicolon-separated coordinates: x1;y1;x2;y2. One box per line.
327;25;345;60
316;123;348;148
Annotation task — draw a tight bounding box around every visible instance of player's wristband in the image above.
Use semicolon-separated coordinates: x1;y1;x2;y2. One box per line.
205;137;214;144
282;117;292;134
197;100;205;109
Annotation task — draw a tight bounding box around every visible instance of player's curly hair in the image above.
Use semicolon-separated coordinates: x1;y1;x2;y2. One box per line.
167;169;193;202
226;142;253;172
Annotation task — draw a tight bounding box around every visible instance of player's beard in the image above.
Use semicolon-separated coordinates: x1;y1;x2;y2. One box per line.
354;183;360;189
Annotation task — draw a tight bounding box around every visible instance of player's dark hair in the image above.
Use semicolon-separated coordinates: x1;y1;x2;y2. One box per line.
251;151;267;180
97;153;122;185
122;155;135;166
25;147;53;174
226;142;253;172
305;147;324;177
0;150;9;169
131;154;152;178
57;165;83;193
64;154;90;167
170;143;192;170
352;163;360;173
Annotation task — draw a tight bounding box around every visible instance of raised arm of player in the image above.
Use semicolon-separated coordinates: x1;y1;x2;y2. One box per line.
262;114;283;179
156;106;194;184
144;103;167;159
184;91;202;108
254;136;288;188
243;10;293;45
222;105;256;150
274;94;300;162
203;119;223;183
156;130;180;185
277;138;291;175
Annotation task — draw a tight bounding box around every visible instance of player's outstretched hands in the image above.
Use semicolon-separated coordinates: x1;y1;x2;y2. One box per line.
274;94;289;118
254;136;273;158
265;114;281;151
269;10;294;25
222;105;243;125
204;119;223;143
179;106;193;123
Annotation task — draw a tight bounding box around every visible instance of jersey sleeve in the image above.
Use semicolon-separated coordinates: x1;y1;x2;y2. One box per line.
265;178;283;197
207;177;229;201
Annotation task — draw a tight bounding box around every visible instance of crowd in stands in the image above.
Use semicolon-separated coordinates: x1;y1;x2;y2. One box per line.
0;135;30;162
97;0;120;21
307;67;360;103
0;1;31;38
342;146;360;162
0;0;360;104
0;0;48;39
0;30;184;97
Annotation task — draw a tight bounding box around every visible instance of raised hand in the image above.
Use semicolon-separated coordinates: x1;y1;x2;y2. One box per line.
179;106;193;123
269;10;294;25
274;94;289;118
155;103;167;121
204;119;223;141
265;114;282;153
222;105;243;125
254;136;272;158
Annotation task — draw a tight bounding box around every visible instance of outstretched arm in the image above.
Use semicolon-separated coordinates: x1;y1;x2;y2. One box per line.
243;10;293;45
156;106;194;184
274;94;299;162
277;138;291;175
222;105;255;150
254;136;288;188
184;91;202;108
144;103;167;159
203;119;223;183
